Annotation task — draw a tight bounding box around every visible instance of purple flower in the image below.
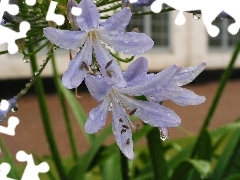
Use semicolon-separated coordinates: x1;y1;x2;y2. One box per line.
84;57;206;159
43;0;154;89
122;0;155;6
0;96;18;122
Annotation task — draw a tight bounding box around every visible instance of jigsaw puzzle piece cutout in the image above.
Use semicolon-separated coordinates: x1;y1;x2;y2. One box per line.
46;1;65;26
0;163;16;180
25;0;37;6
16;151;49;180
0;0;19;18
0;21;30;54
0;116;19;136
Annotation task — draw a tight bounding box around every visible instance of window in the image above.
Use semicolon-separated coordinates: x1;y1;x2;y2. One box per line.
127;7;170;48
208;18;240;49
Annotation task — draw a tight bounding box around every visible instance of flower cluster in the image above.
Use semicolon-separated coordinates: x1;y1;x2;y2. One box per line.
42;0;206;159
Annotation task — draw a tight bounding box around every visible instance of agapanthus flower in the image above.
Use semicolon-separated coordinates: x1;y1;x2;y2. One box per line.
122;0;155;7
44;0;154;89
84;57;206;159
0;96;18;121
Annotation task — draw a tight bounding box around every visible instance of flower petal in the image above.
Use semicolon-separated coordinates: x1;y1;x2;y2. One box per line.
99;32;154;56
123;57;148;84
92;39;127;87
99;8;132;34
62;37;92;89
43;27;86;50
85;97;110;134
85;74;112;102
118;94;181;128
0;96;18;121
119;65;179;96
77;0;100;31
168;88;206;106
172;63;206;86
112;98;134;160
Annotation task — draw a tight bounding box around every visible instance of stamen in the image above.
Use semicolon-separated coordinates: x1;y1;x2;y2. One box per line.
80;61;89;71
119;118;123;123
75;88;81;98
105;60;113;69
122;124;129;129
106;70;112;78
136;124;140;134
126;138;130;145
132;28;140;33
129;108;137;116
121;129;126;134
95;63;101;69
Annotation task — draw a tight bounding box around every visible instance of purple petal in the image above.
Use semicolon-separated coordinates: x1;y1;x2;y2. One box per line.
132;0;155;6
85;74;112;102
172;63;206;86
99;32;154;56
43;27;86;50
77;0;100;31
0;96;18;121
112;99;134;160
85;98;110;134
168;88;206;106
62;37;92;89
92;40;127;87
99;8;132;34
123;57;148;84
118;94;181;128
119;65;179;96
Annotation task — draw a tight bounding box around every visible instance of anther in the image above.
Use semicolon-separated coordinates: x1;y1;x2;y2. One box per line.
122;124;129;129
80;61;89;71
126;138;130;145
121;129;126;134
119;118;123;123
132;28;140;33
106;70;112;78
105;60;113;69
129;108;137;116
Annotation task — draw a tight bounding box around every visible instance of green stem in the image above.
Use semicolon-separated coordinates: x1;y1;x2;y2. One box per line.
120;151;129;180
191;39;240;158
27;45;67;179
147;127;168;180
51;51;79;162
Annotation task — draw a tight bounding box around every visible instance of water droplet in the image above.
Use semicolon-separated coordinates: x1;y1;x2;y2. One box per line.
11;104;18;112
193;13;201;20
34;72;39;76
23;56;30;63
108;103;113;111
25;83;31;88
160;128;169;141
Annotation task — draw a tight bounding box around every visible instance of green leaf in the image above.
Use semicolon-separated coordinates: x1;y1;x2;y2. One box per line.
170;159;211;180
68;127;112;179
210;128;240;179
146;127;168;180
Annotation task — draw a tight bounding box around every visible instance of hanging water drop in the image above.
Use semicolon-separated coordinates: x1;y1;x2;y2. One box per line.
159;128;169;141
34;72;39;76
193;13;201;20
11;104;18;112
23;56;30;63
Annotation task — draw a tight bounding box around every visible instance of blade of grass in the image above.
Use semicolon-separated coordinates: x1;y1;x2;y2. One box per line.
146;127;168;180
0;137;20;179
59;84;96;144
51;51;79;162
28;46;67;179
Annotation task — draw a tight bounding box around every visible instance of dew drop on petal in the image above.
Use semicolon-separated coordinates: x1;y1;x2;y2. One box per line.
160;128;169;141
108;103;113;111
11;104;18;112
193;13;201;20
